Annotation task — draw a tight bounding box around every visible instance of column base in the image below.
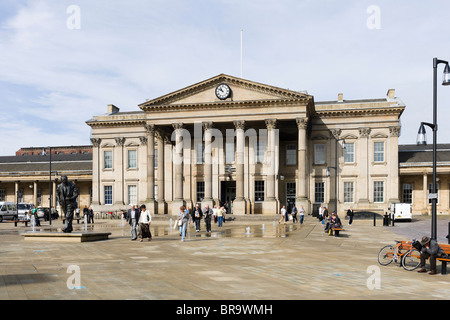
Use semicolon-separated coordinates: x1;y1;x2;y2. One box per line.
146;199;157;215
171;200;185;216
262;199;278;215
233;199;247;215
157;200;167;215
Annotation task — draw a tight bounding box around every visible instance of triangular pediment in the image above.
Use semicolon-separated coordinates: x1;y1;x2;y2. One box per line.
139;74;312;111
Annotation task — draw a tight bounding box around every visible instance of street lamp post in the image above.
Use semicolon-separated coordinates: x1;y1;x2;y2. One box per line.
417;57;450;240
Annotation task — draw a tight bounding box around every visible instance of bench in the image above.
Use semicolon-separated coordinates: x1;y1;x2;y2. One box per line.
436;244;450;275
61;218;82;224
332;228;344;237
14;220;29;227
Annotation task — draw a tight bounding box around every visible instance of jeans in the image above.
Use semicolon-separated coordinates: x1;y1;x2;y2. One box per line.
218;216;223;227
180;223;187;241
299;215;304;224
130;218;138;240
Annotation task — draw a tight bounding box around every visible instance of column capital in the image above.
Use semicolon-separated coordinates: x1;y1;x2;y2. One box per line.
115;137;126;146
139;136;148;146
90;138;102;147
233;120;245;130
389;126;401;137
359;127;371;138
265;119;277;130
202;121;214;131
144;123;156;135
296;117;308;129
330;129;342;140
172;122;184;131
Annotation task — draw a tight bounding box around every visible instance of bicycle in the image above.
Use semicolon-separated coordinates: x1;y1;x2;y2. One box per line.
377;239;421;271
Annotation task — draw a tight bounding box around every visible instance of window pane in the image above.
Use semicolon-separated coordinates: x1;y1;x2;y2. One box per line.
374;142;384;162
128;150;137;169
104;151;113;169
104;186;113;205
196;182;205;202
314;144;325;165
286;145;297;165
344;182;354;203
402;183;413;204
255;181;265;202
314;182;324;203
373;181;384;203
343;143;354;163
128;185;137;205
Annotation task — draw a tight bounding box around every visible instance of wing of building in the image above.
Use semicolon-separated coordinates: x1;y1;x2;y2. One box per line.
85;74;405;216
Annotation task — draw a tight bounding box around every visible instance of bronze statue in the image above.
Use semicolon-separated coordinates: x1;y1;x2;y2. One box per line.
56;175;79;233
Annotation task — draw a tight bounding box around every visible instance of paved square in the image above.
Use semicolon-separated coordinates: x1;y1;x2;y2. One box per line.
0;215;448;301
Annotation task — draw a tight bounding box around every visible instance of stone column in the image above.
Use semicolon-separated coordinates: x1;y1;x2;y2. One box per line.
264;119;278;215
388;126;401;204
90;138;101;207
358;128;371;207
156;130;167;214
114;137;126;206
233;120;246;215
33;181;38;206
144;124;157;213
172;123;185;213
296;118;310;211
202;121;214;207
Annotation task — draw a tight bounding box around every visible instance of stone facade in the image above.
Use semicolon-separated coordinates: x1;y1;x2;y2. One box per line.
86;74;405;216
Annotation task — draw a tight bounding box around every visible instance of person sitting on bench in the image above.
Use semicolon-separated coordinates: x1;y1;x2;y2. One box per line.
417;236;447;275
324;212;342;235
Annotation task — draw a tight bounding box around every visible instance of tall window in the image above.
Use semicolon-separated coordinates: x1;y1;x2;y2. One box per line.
196;181;205;202
128;185;137;205
286;145;297;165
104;186;113;205
0;189;5;201
128;150;137;169
314;182;325;203
255;181;265;202
343;143;354;163
154;149;158;168
402;183;413;204
225;140;235;164
104;150;113;169
314;144;325;165
373;181;384;203
374;142;384;162
344;182;354;203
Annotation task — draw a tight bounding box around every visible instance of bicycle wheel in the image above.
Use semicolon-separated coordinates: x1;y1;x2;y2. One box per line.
378;245;395;266
401;248;421;271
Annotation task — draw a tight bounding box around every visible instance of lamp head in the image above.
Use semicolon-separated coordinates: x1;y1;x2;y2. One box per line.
443;63;450;86
416;123;427;145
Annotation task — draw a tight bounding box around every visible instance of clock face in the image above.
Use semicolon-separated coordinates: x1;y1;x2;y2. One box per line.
215;84;231;100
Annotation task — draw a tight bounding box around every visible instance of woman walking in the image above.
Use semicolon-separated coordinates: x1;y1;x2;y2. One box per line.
178;206;190;242
138;205;152;242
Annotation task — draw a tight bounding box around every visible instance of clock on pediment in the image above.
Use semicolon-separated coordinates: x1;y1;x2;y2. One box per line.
215;83;231;100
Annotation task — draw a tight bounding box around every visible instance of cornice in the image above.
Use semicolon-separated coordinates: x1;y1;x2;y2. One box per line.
315;106;405;118
86;119;146;128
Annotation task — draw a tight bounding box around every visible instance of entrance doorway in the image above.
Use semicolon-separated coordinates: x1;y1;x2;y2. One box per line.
220;181;236;214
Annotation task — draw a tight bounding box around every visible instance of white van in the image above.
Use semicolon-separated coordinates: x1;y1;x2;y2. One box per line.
0;202;18;222
389;203;412;222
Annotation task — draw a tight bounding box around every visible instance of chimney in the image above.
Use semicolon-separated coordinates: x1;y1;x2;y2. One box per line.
338;93;343;102
108;104;119;114
387;89;395;99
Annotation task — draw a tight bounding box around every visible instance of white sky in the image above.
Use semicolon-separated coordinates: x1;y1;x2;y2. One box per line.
0;0;450;155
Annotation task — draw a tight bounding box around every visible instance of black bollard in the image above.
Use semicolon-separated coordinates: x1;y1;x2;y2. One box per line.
373;212;376;226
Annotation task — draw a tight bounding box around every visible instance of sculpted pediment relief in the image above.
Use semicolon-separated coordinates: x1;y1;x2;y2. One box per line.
139;74;312;111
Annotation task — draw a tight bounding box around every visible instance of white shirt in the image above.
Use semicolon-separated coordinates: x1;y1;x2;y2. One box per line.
281;208;286;216
138;210;151;224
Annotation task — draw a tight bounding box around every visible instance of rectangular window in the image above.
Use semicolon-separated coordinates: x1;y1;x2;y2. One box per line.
373;181;384;203
402;183;413;204
343;143;354;163
314;144;325;165
255;181;265;202
104;150;113;169
104;186;113;205
374;142;384;162
127;185;137;206
196;181;205;203
344;182;354;203
255;141;265;163
128;150;137;169
0;189;5;201
286;145;297;165
154;149;158;168
314;182;325;203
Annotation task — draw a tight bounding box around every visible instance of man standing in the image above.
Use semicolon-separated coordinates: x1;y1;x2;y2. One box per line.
127;205;140;241
56;175;79;233
203;204;213;232
346;207;354;225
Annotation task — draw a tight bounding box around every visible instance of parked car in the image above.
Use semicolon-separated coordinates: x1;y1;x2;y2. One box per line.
0;201;18;222
18;203;33;220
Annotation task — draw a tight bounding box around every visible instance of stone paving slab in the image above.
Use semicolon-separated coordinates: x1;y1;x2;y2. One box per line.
0;215;448;302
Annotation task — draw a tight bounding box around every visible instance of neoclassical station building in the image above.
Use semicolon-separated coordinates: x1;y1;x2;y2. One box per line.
85;74;405;215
